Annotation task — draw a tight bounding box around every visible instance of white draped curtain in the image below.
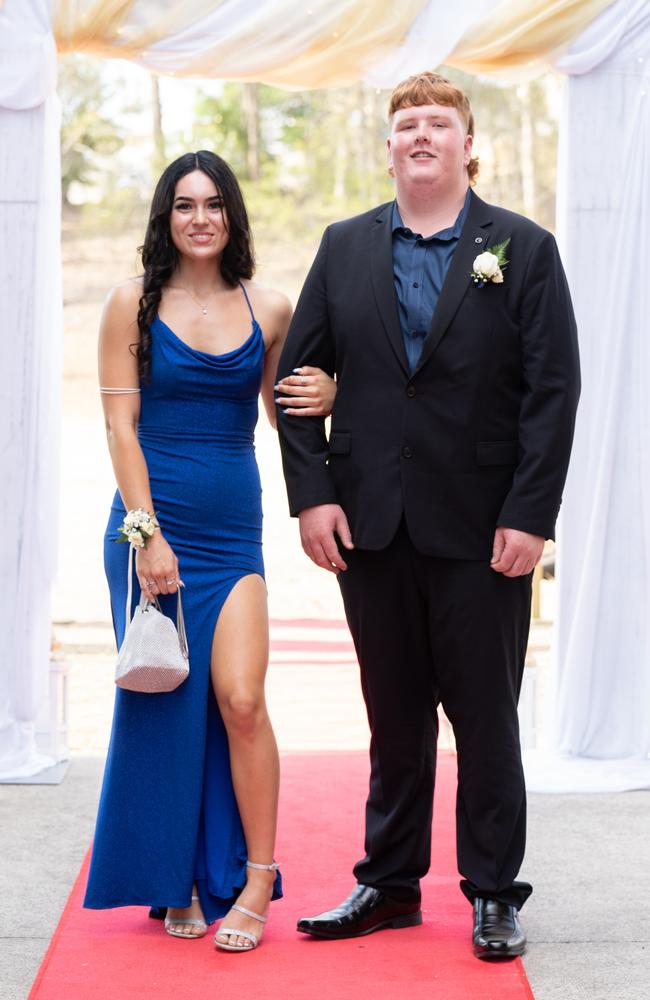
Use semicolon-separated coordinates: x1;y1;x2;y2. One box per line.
1;0;648;786
524;0;650;791
0;0;62;778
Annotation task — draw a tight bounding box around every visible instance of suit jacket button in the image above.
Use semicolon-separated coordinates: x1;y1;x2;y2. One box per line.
402;446;412;458
406;385;416;397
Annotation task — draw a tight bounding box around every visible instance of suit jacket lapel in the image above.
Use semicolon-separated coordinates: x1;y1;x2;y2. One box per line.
369;203;410;377
415;191;493;374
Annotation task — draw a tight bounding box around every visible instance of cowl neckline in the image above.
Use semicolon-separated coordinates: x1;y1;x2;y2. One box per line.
153;315;262;365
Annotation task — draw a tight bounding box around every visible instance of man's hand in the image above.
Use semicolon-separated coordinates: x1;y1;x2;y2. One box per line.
298;504;354;574
491;527;545;577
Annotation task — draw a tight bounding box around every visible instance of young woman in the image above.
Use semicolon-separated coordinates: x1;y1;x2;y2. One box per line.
84;151;335;952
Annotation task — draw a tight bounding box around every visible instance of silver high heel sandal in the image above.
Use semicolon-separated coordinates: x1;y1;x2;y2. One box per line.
165;894;208;939
214;861;280;953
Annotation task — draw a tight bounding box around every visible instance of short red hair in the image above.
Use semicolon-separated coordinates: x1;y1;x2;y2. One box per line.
389;72;479;184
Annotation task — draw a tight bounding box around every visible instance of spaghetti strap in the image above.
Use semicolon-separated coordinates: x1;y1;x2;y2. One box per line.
239;281;256;323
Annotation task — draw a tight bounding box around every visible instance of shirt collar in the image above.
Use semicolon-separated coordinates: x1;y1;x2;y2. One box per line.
392;188;471;242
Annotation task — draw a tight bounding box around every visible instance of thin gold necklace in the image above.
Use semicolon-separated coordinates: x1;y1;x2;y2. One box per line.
178;283;219;316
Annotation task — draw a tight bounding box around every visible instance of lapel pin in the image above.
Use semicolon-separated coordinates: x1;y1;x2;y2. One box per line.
474;237;483;244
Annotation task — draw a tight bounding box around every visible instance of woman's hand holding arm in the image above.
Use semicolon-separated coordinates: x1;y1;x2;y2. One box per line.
256;285;337;422
275;366;337;417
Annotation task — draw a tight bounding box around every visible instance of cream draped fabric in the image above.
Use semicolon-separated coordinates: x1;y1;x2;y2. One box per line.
54;0;431;88
524;0;650;792
448;0;616;74
51;0;615;86
370;0;616;84
0;0;56;108
0;0;62;779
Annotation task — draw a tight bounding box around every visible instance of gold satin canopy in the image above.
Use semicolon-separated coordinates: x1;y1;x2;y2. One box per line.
450;0;615;74
54;0;431;87
53;0;616;86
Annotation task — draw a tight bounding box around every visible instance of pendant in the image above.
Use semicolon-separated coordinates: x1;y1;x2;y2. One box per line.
202;307;207;315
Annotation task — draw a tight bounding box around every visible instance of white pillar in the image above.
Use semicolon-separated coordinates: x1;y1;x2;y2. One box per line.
0;1;63;779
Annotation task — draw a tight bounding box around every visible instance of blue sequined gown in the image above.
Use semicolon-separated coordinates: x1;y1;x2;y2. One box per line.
84;285;282;923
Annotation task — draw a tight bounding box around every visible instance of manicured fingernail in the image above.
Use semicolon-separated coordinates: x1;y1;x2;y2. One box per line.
293;367;303;373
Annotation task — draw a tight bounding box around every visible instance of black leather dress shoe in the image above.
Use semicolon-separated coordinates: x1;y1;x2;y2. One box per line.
472;899;526;959
297;884;422;939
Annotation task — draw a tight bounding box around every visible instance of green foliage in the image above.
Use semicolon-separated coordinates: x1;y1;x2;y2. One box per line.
440;66;560;231
70;185;150;237
189;82;395;241
59;57;560;246
186;72;560;239
58;55;127;204
488;238;511;266
192;83;249;174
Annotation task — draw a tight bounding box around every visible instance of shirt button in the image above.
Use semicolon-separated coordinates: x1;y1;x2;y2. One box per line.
406;386;416;397
412;282;419;288
402;446;413;458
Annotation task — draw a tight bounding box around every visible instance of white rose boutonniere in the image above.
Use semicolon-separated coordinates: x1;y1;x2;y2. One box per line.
471;238;510;288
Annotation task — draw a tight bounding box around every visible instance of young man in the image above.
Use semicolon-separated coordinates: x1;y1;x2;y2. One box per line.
276;72;580;959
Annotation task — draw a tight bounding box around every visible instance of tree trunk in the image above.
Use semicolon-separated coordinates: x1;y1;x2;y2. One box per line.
333;90;348;201
242;83;260;181
517;82;536;220
150;74;166;174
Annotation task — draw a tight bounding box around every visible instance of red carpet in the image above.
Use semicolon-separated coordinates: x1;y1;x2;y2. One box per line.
30;752;534;1000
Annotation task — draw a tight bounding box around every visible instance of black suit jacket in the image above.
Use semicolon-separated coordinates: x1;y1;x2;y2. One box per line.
277;190;580;559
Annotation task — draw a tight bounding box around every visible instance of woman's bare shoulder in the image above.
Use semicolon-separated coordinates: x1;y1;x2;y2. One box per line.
100;278;143;339
102;277;143;324
106;277;143;309
244;281;292;323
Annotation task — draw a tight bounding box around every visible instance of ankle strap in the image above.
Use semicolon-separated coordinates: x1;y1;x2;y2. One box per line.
232;903;267;924
246;860;280;872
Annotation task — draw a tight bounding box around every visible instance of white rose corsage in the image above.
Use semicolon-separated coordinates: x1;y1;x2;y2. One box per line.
117;507;160;548
471;238;510;288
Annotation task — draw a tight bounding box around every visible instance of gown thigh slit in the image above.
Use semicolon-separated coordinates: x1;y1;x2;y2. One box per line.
84;286;282;924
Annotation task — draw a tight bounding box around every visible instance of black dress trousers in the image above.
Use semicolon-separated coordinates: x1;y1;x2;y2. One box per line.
337;519;533;910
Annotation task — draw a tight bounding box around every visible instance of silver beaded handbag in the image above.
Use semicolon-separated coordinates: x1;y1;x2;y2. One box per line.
115;545;189;693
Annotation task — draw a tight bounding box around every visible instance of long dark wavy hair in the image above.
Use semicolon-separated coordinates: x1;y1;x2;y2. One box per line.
135;151;255;382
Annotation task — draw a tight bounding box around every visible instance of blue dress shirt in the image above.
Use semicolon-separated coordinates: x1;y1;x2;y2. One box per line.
391;191;471;372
